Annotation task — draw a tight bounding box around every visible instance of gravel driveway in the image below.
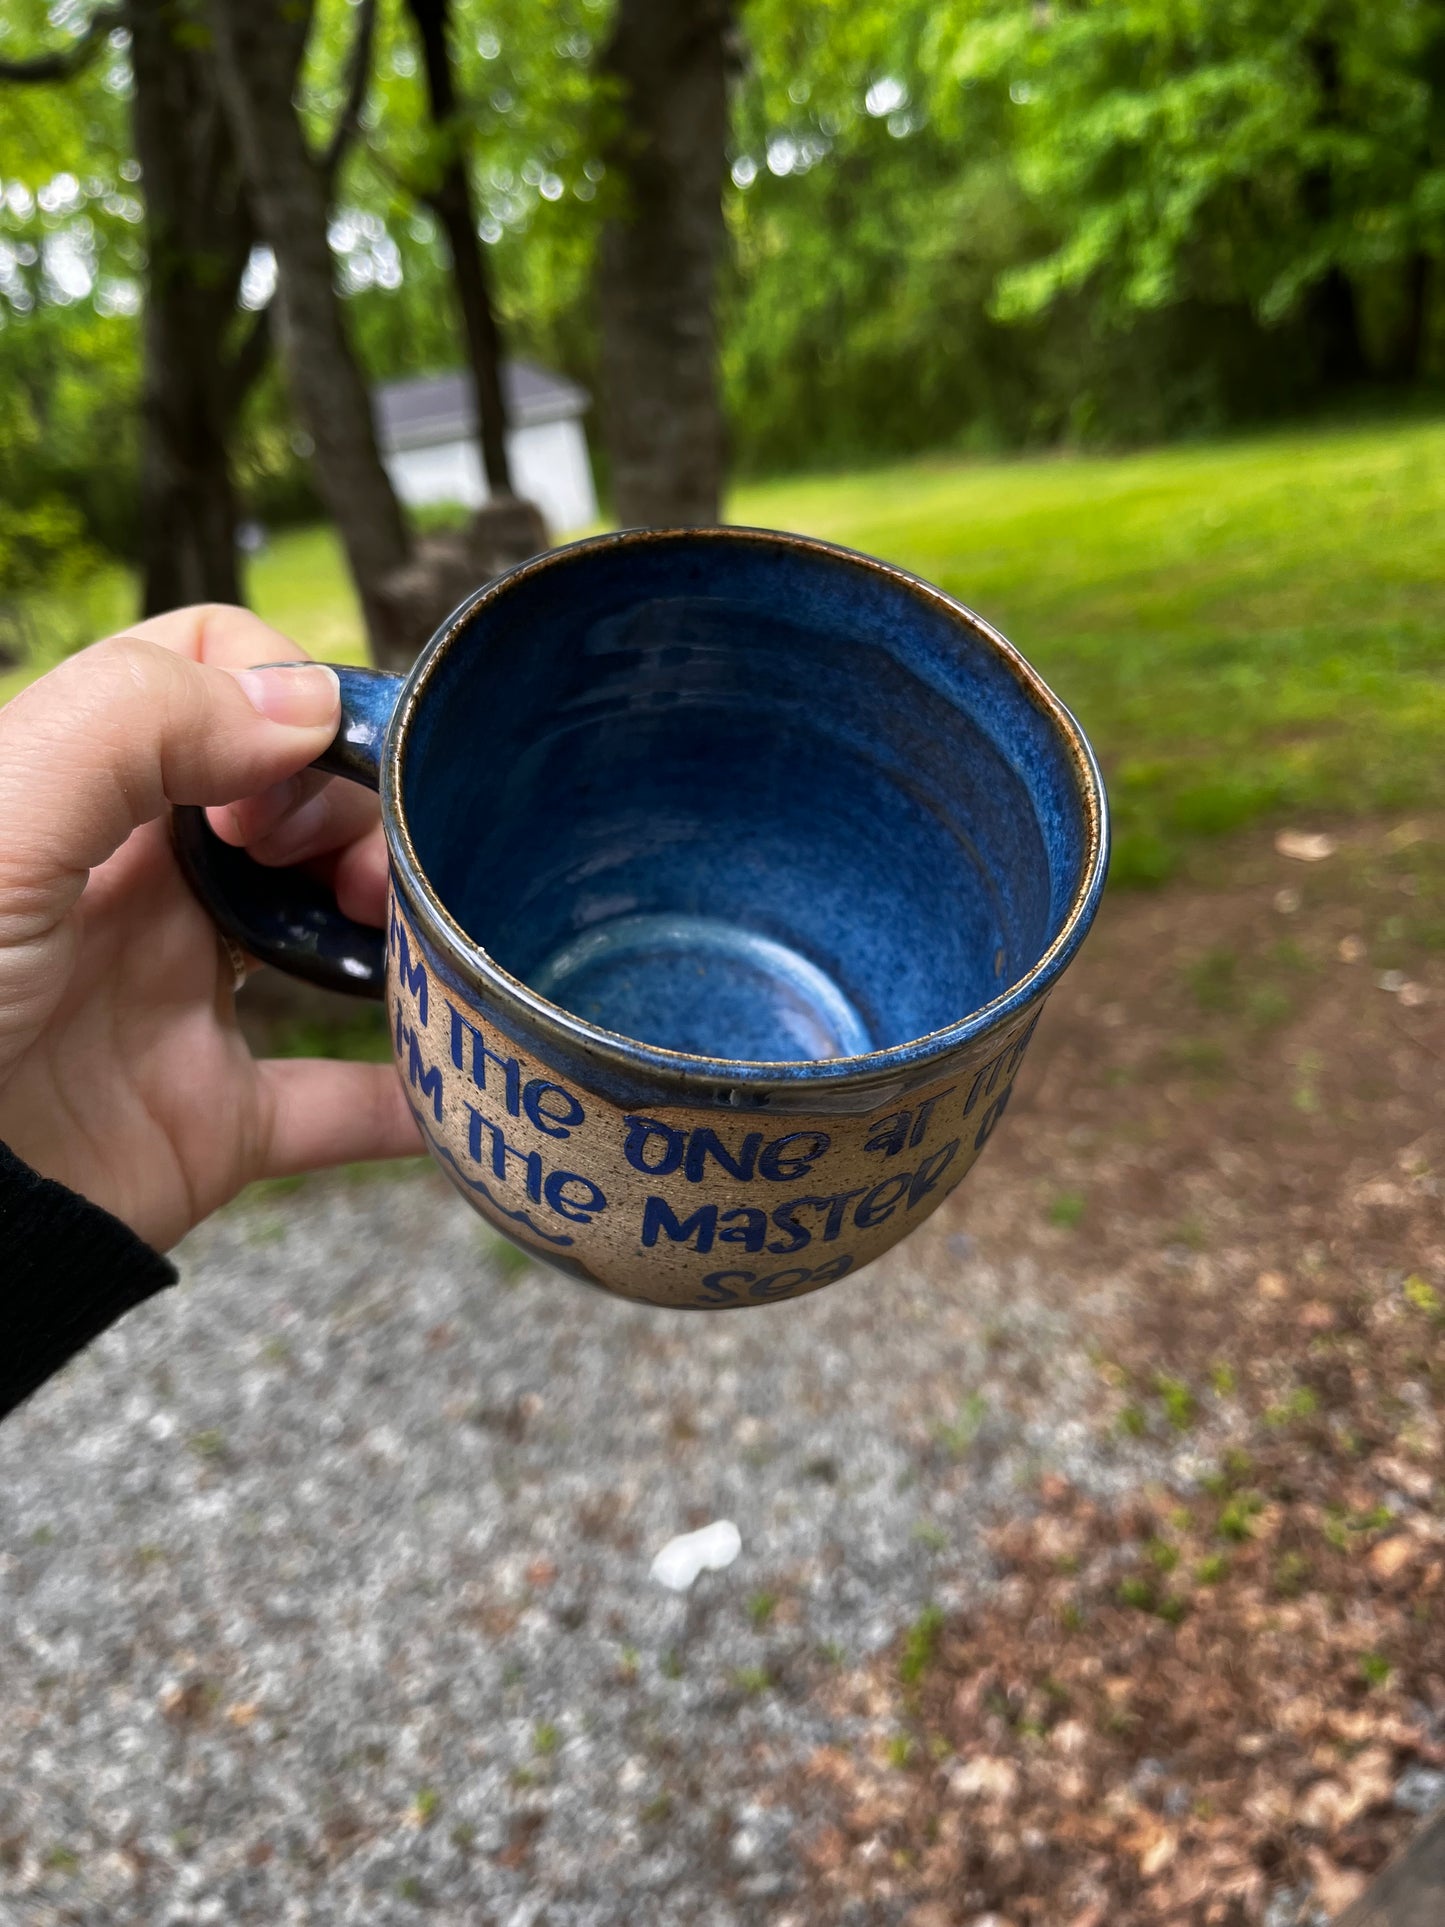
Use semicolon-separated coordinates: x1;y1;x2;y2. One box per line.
1;1170;1186;1925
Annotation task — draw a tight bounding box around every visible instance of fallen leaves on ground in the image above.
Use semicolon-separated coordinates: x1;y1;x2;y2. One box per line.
804;1415;1443;1924
796;820;1445;1927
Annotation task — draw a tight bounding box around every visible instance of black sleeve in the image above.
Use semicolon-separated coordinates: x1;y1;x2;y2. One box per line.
1;1140;177;1421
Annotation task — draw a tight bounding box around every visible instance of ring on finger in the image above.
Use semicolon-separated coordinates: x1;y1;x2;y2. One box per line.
219;931;254;994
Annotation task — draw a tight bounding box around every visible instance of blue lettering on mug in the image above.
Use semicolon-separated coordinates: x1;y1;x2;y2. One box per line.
854;1172;911;1228
717;1205;768;1252
863;1090;955;1158
684;1127;763;1184
448;1003;522;1114
972;1087;1012;1151
396;1008;444;1123
624;1116;684;1177
640;1196;717;1252
757;1148;964;1255
756;1131;830;1181
408;1034;444;1123
764;1196;820;1254
863;1111;910;1157
524;1080;584;1139
625;1118;831;1183
388;904;429;1026
696;1252;855;1305
909;1139;960;1205
820;1189;868;1239
468;1104;543;1203
542;1169;607;1224
638;1137;967;1268
426;1102;607;1228
961;1011;1040;1118
764;1189;865;1253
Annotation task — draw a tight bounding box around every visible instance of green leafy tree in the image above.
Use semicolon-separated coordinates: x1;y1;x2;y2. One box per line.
0;375;96;620
929;0;1445;381
0;0;277;611
310;0;604;390
0;1;144;571
726;0;1049;469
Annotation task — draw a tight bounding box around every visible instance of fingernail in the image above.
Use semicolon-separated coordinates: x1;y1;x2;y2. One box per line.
233;662;340;727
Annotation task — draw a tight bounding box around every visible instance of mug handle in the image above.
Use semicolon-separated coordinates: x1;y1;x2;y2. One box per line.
171;665;404;999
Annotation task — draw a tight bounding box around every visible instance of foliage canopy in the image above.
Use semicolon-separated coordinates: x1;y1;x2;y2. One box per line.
2;0;1443;580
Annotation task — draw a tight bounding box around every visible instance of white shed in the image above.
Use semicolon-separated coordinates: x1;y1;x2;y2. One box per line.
373;361;598;536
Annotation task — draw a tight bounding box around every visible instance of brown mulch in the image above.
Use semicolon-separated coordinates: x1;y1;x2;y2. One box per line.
798;818;1445;1927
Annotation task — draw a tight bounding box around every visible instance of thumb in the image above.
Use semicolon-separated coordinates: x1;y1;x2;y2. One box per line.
0;636;340;936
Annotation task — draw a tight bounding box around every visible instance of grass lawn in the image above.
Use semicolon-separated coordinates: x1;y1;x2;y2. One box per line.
5;416;1443;883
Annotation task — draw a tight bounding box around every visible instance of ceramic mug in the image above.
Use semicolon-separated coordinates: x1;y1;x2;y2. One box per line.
173;527;1108;1309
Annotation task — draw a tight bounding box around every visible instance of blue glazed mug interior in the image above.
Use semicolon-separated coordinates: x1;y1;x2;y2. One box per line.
399;529;1094;1065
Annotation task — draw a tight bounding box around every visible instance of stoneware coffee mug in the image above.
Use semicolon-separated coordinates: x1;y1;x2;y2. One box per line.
173;527;1108;1309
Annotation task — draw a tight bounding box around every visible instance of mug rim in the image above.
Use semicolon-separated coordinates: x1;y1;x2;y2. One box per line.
379;524;1109;1091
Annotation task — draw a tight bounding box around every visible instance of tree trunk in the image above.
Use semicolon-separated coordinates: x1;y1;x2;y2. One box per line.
1306;264;1366;386
0;0;259;614
596;0;735;528
1396;251;1433;382
206;0;411;657
404;0;514;497
130;1;247;613
1303;32;1366;387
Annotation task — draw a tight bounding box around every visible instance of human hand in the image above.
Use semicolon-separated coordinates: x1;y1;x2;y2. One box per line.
0;606;419;1250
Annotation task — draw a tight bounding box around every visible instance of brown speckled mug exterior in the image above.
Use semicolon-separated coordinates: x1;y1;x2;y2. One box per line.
386;882;1045;1308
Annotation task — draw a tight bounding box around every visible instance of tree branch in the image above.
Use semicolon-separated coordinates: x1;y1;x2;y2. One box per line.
222;302;272;423
321;0;378;183
0;3;124;84
349;135;431;208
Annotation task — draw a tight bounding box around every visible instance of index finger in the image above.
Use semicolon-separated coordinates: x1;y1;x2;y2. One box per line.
133;607;357;852
0;621;340;941
121;603;316;674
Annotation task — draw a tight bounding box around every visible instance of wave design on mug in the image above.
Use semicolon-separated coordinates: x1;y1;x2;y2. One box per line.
405;1101;576;1248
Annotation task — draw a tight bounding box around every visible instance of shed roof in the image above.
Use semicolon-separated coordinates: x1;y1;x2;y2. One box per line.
373;361;589;451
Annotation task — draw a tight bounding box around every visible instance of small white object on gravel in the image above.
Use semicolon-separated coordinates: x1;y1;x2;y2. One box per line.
1274;829;1337;863
1394;1764;1445;1816
649;1519;741;1591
